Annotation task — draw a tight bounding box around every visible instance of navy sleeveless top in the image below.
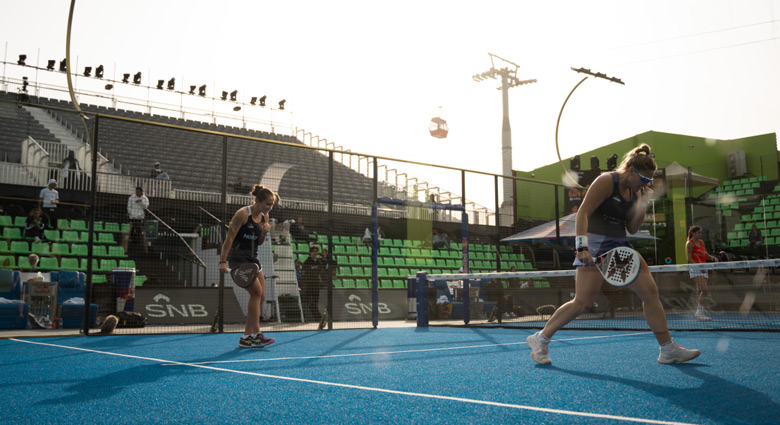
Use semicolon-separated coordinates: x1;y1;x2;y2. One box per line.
588;173;636;238
231;206;265;257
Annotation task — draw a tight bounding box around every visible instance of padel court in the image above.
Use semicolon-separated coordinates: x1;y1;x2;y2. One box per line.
2;327;778;424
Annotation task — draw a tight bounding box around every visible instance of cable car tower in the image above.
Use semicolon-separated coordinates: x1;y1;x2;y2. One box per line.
472;53;536;224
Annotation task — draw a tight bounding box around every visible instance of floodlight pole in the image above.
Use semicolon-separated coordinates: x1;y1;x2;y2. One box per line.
473;53;536;226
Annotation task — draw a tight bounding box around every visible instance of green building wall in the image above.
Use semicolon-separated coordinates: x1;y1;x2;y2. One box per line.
513;131;778;263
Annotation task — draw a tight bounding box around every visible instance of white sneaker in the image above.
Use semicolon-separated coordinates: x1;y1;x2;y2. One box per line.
526;332;552;365
658;341;701;364
695;311;712;322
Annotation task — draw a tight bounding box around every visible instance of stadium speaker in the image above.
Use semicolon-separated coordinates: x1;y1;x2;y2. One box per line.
250;96;257;105
189;85;196;95
96;65;104;78
156;80;165;90
122;73;130;83
230;90;238;101
590;155;599;170
278;99;286;110
46;60;55;71
198;84;207;96
167;78;175;90
17;54;26;66
606;154;618;171
133;72;142;84
259;95;266;107
59;59;67;72
83;67;92;77
569;155;580;171
221;91;228;100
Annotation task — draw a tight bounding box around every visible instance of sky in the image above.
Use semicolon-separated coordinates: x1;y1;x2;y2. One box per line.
1;0;779;207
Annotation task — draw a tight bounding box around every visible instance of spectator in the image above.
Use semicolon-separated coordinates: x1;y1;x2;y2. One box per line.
300;245;324;322
24;207;48;242
294;258;303;286
127;186;150;255
362;226;385;246
62;150;82;185
485;278;515;323
431;228;450;250
748;223;762;254
288;216;318;245
38;179;59;228
151;161;170;180
228;177;249;194
319;247;338;288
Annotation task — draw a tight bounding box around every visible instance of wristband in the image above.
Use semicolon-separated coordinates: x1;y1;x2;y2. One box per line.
575;235;588;250
219;261;227;264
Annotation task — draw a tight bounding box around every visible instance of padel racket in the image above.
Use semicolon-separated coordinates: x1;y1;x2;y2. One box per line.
595;246;641;287
230;263;260;288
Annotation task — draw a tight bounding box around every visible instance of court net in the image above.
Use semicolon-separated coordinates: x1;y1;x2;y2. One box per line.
416;259;780;331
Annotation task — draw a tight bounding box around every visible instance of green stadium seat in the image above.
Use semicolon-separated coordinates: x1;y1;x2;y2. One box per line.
91;274;108;284
355;279;370;288
70;244;88;257
51;243;70;256
3;227;23;240
39;256;58;271
96;233;116;244
91;245;108;258
57;219;70;229
0;241;8;254
0;255;15;268
69;220;87;231
103;222;121;232
0;216;11;227
341;279;355;288
358;256;371;266
17;255;34;270
43;229;60;242
10;241;30;255
388;268;400;277
338;266;352;277
93;221;104;232
60;257;81;271
13;216;26;227
135;275;147;286
393;280;406;289
61;230;80;243
30;241;50;256
121;223;131;233
119;260;137;269
357;246;370;256
107;246;127;258
101;259;118;272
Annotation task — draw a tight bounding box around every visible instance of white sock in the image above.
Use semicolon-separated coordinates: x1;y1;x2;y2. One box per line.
537;332;551;342
661;339;675;349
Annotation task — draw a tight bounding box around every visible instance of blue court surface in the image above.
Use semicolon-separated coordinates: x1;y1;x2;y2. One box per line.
1;327;778;424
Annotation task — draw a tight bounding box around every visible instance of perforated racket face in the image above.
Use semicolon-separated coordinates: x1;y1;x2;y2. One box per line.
598;247;641;287
230;263;259;288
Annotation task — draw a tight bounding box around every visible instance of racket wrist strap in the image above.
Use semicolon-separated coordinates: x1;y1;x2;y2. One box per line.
575;235;588;251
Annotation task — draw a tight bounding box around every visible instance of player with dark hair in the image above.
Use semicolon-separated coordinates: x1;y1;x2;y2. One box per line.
686;225;719;321
219;184;279;348
527;144;700;365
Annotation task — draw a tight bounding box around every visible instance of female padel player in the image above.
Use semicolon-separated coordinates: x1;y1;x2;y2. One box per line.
686;225;719;321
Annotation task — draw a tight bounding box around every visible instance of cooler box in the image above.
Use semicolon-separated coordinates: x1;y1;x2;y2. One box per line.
113;268;136;312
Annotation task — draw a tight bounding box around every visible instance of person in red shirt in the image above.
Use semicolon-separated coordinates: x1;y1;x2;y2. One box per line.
686;225;719;321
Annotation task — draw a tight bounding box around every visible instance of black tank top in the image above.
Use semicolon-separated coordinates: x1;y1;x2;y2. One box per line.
588;173;636;237
231;206;265;256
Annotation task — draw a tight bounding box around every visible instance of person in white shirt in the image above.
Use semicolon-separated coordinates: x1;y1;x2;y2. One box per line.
127;187;150;254
38;179;59;227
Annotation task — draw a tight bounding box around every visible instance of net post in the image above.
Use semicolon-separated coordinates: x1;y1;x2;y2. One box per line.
462;212;470;324
416;272;429;326
371;201;379;328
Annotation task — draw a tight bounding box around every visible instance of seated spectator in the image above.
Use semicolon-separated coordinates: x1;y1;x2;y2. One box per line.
288;216;317;245
431;228;450;250
151;162;170;180
24;207;48;241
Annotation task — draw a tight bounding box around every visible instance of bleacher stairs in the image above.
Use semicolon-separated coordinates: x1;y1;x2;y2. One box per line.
268;242;304;323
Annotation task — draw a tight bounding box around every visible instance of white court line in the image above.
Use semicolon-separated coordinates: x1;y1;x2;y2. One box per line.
7;333;695;425
166;332;650;366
